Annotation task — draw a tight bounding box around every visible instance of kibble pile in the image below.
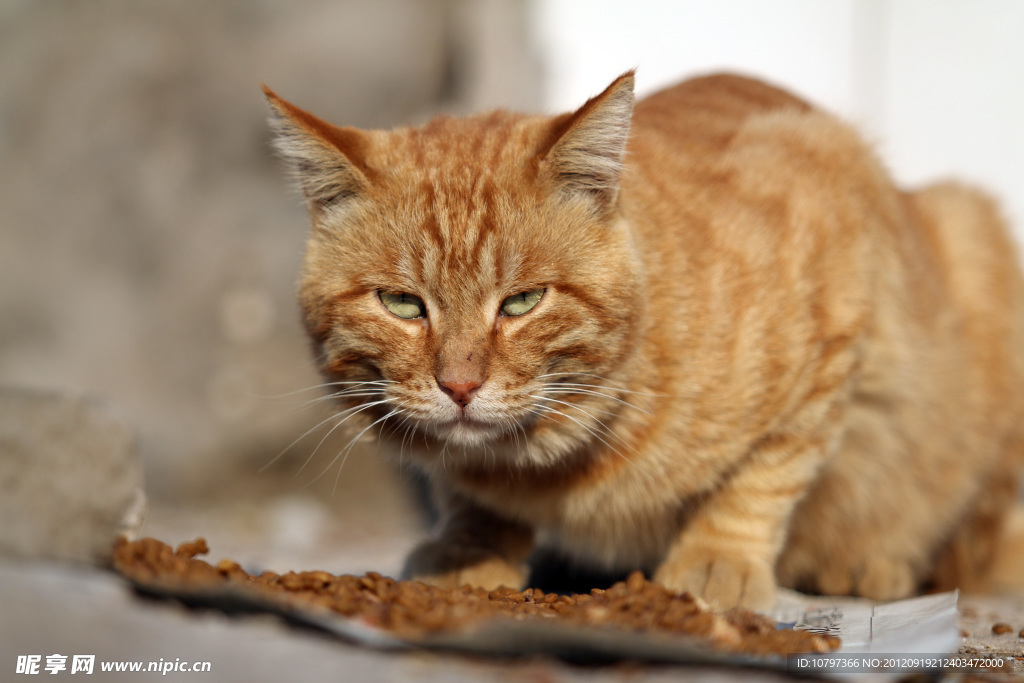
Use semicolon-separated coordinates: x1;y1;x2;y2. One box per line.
112;537;839;657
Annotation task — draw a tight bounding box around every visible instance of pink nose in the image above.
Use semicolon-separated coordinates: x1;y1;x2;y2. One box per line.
436;378;482;407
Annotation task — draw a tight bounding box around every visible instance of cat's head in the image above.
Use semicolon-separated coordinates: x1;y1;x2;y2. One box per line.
265;73;644;468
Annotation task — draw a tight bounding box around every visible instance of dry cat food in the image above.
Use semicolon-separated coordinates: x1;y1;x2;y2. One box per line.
112;537;839;657
991;622;1014;635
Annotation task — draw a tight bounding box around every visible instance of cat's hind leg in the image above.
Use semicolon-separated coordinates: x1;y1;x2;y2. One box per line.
928;442;1023;593
776;402;980;601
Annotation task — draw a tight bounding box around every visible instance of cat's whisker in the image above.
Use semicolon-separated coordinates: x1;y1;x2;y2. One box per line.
536;371;627;385
259;399;381;474
440;439;451;473
302;390;391;408
541;381;664;400
519;422;534;456
536;374;663;401
492;411;532;458
503;414;524;452
254;380;395;402
301;403;405;489
387;411;418;472
292;412;358;479
539;395;650;424
528;395;625;443
337;405;408;493
529;402;648;478
307;405;407;494
521;405;590;468
538;385;653;417
303;381;394;402
397;415;418;475
294;399;393;478
253;382;395;424
378;410;408;445
302;379;395;391
533;395;644;457
529;393;629;420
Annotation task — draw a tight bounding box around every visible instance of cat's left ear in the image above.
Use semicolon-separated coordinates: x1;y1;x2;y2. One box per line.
262;86;375;214
540;71;635;214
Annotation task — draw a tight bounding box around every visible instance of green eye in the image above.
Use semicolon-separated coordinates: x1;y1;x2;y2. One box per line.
500;289;545;316
379;291;425;319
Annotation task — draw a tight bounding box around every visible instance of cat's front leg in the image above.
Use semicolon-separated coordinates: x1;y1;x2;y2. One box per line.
655;433;826;611
401;492;534;591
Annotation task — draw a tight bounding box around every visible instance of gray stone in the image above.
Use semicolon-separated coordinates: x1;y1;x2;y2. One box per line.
0;386;146;565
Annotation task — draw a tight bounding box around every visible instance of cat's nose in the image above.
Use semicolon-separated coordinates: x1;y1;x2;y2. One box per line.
436;378;482;408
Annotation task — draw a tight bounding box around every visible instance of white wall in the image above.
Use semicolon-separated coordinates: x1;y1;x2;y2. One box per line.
532;0;1024;244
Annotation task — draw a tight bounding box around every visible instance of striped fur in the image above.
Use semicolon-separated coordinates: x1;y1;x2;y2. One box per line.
265;73;1024;610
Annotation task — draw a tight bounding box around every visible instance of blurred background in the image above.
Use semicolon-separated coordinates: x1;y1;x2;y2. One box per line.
2;0;1023;577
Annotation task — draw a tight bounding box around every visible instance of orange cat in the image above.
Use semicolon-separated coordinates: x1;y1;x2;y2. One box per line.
264;72;1024;610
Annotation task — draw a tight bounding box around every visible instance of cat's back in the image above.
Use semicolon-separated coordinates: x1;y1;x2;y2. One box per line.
630;73;812;150
622;73;890;232
617;74;901;444
622;72;892;295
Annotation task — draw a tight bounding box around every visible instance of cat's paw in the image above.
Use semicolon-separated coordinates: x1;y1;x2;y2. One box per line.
654;550;777;611
401;539;528;591
814;556;916;601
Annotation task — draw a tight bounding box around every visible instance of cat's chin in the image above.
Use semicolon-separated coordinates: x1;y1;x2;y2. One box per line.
429;416;507;448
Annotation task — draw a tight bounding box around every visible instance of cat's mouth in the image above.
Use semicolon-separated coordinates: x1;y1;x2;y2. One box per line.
444;413;497;431
432;413;506;445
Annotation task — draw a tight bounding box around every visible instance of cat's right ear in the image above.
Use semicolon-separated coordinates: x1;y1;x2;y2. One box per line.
262;86;374;213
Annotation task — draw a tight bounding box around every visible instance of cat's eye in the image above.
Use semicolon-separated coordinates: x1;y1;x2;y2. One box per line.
379;291;426;319
500;289;545;316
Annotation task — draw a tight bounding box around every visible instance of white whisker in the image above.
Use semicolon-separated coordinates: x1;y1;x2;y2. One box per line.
502;414;523;451
540;380;664;399
294;399;393;477
529;402;652;482
397;415;418;475
306;404;406;492
532;396;641;456
539;388;652;418
331;406;407;493
254;380;395;402
529;393;625;420
259;398;383;473
303;390;390;407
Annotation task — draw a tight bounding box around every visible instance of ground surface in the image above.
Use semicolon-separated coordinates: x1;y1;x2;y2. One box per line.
5;475;1024;682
